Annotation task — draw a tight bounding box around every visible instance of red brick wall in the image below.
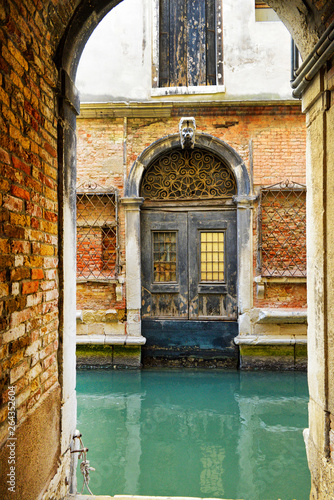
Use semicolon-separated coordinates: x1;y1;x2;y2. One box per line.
0;0;77;438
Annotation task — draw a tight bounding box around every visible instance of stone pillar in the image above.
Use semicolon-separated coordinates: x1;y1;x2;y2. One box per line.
303;68;334;497
57;68;80;493
233;195;255;335
122;197;145;338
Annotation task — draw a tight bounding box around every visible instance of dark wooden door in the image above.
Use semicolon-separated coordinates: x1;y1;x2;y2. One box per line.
141;209;238;363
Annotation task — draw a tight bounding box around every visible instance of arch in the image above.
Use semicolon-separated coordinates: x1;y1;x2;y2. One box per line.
51;0;334;495
123;134;253;346
125;133;250;199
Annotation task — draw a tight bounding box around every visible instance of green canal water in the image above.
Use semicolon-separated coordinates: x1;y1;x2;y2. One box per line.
76;369;310;500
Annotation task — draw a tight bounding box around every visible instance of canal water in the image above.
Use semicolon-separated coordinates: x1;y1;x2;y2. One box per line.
76;369;310;499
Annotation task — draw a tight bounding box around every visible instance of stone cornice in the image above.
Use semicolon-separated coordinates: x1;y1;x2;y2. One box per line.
78;99;302;119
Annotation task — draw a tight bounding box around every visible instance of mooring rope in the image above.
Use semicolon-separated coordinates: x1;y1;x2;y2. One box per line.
71;431;96;495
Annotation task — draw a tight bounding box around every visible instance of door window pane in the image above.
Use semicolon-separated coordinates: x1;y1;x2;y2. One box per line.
200;232;224;281
153;232;177;282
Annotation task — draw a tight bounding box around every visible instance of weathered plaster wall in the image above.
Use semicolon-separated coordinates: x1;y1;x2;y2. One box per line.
76;0;152;101
76;0;293;102
303;58;334;499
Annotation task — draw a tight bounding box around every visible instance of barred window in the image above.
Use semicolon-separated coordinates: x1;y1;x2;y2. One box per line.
76;182;119;280
257;181;306;277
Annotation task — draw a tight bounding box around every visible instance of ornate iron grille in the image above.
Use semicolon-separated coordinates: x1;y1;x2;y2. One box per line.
76;182;119;280
257;180;306;277
140;147;237;201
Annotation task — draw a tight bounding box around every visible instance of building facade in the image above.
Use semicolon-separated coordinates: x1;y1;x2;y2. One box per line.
75;0;307;369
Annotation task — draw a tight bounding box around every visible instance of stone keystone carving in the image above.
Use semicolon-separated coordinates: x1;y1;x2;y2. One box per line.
179;117;196;149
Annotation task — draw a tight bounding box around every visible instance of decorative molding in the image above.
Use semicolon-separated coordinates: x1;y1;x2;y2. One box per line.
179;117;196;149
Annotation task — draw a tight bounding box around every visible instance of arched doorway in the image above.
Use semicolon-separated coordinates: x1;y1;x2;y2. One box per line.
140;146;238;364
124;133;251;365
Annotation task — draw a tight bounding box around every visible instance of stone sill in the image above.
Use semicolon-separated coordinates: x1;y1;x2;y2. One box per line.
76;278;119;284
151;84;226;97
234;335;307;345
76;335;146;346
254;275;307;298
255;276;307;283
256;308;307;324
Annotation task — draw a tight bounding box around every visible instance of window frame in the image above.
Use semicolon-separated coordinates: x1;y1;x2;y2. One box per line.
152;0;224;96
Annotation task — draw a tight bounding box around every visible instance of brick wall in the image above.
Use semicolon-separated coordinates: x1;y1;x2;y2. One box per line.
76;104;307;313
0;1;78;498
1;0;61;434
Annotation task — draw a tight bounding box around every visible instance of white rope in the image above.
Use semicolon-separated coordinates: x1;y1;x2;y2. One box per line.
71;432;96;495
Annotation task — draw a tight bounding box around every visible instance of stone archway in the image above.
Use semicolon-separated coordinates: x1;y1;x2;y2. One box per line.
122;133;253;360
53;1;334;497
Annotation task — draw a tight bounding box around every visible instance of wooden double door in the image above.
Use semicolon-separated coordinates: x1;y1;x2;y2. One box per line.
141;209;238;362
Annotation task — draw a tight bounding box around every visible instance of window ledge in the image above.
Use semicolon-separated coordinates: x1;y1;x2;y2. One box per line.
76;334;147;346
254;275;306;299
76;278;120;284
255;276;306;284
256;308;307;324
151;85;226;97
234;335;307;346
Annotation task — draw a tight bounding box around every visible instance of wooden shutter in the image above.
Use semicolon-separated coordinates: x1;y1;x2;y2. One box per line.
206;0;216;85
159;0;170;87
188;0;207;86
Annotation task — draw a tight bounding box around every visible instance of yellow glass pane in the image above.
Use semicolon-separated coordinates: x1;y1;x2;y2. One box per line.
200;232;226;281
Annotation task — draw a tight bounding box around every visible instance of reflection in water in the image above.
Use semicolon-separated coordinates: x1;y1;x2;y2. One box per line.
76;369;310;499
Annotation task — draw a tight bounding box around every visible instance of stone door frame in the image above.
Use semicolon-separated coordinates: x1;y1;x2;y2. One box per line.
122;132;253;341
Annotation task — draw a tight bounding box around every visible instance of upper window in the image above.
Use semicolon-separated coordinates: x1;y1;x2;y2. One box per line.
152;0;223;92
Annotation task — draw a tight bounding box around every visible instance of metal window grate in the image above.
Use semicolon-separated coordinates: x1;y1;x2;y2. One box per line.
76;181;119;280
257;180;306;277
